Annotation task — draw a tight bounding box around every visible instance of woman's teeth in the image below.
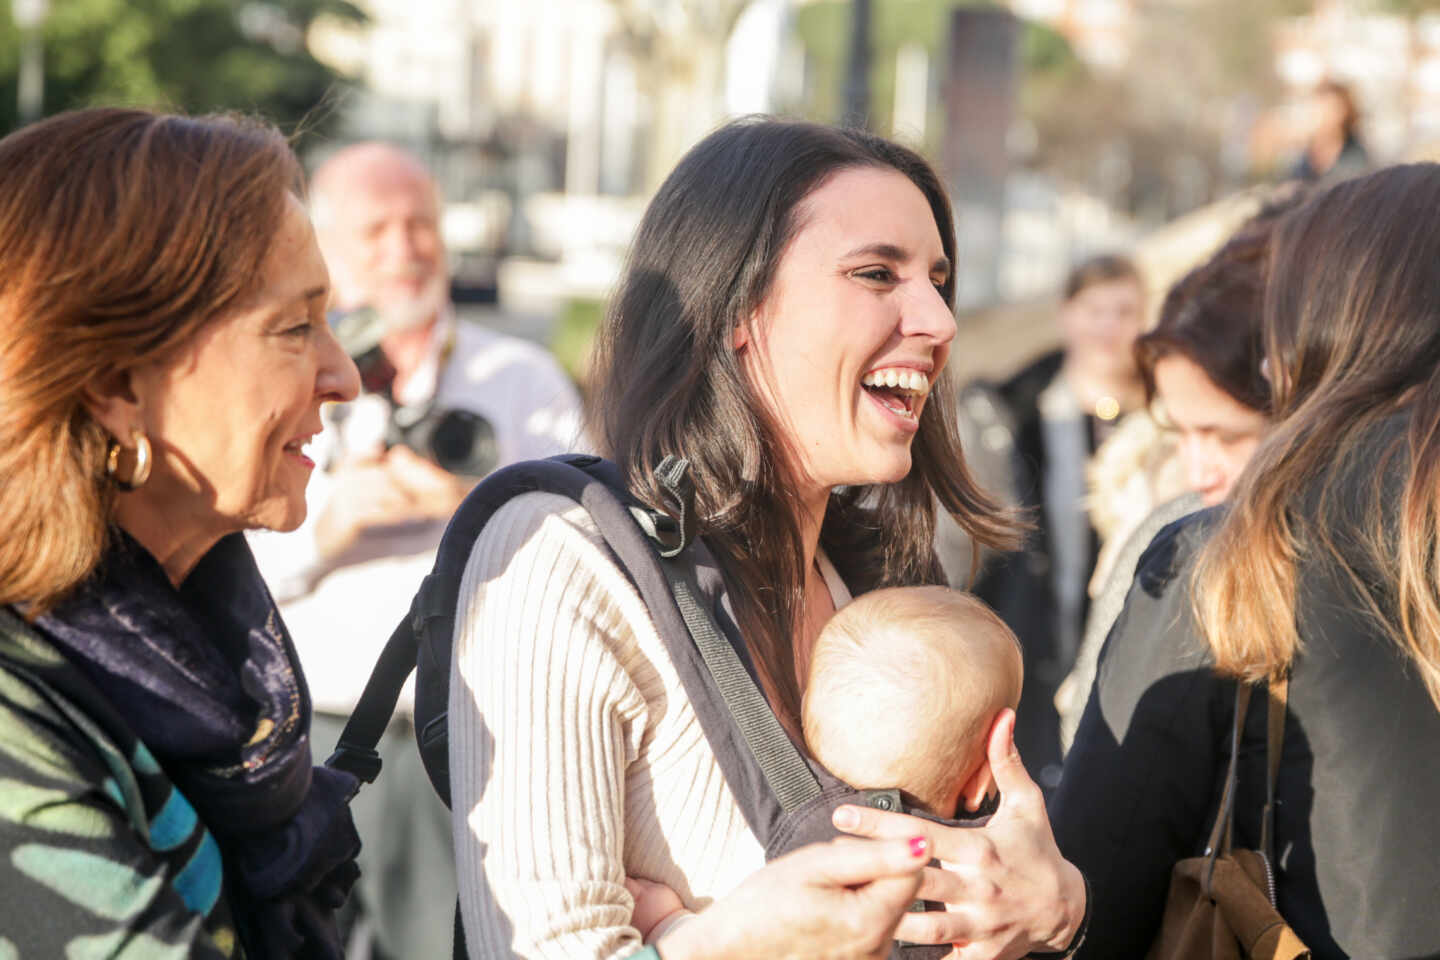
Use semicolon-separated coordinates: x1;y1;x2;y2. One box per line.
861;368;930;393
861;368;929;420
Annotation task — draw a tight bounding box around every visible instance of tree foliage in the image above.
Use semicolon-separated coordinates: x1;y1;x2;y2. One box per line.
0;0;366;135
1379;0;1440;14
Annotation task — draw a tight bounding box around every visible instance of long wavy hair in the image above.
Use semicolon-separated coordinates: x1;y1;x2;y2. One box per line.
590;118;1018;725
0;108;302;614
1194;164;1440;710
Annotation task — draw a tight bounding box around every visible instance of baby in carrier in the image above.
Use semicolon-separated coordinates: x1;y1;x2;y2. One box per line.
627;585;1023;944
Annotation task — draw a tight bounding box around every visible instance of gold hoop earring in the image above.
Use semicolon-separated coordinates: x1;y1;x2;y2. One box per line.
106;431;152;491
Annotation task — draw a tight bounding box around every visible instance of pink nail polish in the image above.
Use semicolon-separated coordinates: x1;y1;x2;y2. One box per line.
909;836;928;858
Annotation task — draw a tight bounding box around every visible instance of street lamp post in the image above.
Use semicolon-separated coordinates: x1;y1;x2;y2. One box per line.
843;0;871;129
13;0;50;125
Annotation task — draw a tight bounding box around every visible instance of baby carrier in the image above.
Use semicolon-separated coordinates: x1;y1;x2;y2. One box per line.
328;454;975;959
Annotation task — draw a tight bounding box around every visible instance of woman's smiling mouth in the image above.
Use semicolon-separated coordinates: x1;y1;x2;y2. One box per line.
861;366;931;424
282;435;317;469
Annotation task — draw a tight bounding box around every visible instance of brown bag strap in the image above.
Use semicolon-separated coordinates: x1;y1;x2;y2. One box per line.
1204;681;1252;868
1260;674;1289;864
1205;675;1290;896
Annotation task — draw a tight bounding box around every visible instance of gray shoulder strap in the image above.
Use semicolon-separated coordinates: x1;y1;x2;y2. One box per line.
640;456;822;812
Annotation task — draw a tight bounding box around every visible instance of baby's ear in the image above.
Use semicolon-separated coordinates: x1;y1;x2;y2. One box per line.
958;713;1008;813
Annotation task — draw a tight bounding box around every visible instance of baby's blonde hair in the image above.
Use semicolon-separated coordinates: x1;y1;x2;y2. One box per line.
803;586;1021;815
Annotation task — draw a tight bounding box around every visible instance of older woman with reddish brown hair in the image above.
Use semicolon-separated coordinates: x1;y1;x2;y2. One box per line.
0;108;362;957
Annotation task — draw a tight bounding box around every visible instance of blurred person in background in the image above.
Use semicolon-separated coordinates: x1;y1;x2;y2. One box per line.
1054;163;1440;958
1055;195;1296;751
953;254;1148;791
1290;79;1368;183
248;142;584;959
0;108;361;957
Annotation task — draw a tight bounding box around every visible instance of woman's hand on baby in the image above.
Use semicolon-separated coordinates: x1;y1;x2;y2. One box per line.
654;835;928;960
831;709;1087;960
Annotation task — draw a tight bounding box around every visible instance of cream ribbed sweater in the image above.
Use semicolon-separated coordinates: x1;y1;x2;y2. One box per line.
449;492;767;959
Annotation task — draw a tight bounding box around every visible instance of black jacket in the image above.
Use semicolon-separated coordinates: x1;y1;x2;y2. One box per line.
1053;413;1440;958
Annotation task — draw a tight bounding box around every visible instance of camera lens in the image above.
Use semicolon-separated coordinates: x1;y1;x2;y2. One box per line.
424;409;498;477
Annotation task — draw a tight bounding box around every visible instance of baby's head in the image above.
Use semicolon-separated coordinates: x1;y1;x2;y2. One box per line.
802;586;1022;818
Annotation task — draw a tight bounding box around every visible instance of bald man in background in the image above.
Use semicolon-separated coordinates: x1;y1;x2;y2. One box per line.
250;143;584;959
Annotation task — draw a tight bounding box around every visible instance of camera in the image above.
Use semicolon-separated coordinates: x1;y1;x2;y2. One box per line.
332;307;500;478
387;400;498;478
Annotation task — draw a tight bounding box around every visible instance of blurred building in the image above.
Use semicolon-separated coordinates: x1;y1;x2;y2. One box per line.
309;0;784;314
312;1;627;180
310;0;638;269
308;0;1440;321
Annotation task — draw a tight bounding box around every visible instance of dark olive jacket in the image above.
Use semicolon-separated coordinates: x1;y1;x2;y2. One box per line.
1053;413;1440;959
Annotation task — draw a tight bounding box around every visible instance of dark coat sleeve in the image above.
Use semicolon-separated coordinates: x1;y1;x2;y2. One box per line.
1050;514;1233;959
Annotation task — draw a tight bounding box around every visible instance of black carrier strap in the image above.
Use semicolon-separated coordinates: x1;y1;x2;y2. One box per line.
324;614;415;784
329;454;622;799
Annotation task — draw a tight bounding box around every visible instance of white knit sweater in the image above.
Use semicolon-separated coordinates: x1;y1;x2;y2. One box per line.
449;491;767;959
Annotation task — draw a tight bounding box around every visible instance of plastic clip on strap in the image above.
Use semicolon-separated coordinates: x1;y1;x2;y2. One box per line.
652;454;698;558
326;741;382;785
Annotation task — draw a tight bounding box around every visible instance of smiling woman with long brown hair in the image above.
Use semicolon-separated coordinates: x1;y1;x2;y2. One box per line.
1054;164;1440;957
0;108;362;957
448;118;1090;960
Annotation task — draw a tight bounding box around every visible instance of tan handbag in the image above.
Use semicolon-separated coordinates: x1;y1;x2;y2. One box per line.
1145;678;1310;960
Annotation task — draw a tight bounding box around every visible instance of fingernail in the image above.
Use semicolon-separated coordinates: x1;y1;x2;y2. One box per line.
909;836;928;858
833;806;860;829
